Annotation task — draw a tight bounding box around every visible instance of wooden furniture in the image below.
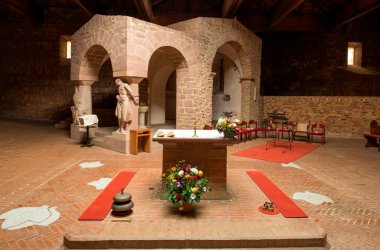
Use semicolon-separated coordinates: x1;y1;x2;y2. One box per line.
364;120;380;151
309;122;326;144
236;120;249;142
129;129;151;155
293;120;310;143
203;124;213;130
153;129;236;199
278;121;295;140
265;120;293;150
78;114;99;147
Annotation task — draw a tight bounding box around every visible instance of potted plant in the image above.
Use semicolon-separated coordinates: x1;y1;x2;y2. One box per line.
215;111;240;138
161;160;210;212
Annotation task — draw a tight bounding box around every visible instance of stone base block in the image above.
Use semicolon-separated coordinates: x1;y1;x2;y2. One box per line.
70;124;97;142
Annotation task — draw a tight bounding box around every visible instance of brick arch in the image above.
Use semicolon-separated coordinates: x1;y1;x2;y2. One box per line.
209;39;253;80
71;15;129;81
154;46;188;69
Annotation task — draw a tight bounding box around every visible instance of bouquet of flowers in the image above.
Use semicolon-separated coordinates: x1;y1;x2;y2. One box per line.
161;160;210;209
216;111;240;133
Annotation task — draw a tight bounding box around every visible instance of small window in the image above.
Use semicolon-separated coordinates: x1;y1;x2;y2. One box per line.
347;42;362;66
60;35;72;65
66;41;71;59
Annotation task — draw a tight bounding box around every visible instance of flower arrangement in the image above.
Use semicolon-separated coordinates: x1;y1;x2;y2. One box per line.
161;160;210;210
216;111;240;134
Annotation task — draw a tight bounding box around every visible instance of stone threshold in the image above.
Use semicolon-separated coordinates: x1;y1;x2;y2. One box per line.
64;217;326;249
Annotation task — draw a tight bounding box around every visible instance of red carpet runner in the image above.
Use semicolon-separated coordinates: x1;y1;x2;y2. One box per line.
79;171;135;221
233;142;320;163
247;170;308;218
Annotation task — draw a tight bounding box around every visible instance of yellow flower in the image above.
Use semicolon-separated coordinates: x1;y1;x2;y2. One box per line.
162;173;166;177
171;167;176;172
192;187;198;193
185;174;190;179
198;170;203;177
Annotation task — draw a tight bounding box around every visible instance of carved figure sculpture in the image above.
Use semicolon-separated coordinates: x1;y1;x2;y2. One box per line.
71;84;84;125
115;78;139;133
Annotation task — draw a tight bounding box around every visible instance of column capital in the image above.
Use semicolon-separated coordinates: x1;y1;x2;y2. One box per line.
120;76;145;84
239;77;255;83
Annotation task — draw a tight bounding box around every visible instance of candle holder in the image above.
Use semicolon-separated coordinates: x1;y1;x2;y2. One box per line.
192;121;198;137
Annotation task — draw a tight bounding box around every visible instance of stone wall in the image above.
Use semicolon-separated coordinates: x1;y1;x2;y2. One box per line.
0;6;87;121
261;10;380;96
262;96;380;137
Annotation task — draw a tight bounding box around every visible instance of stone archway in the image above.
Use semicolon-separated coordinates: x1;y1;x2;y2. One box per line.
212;42;243;122
148;46;188;127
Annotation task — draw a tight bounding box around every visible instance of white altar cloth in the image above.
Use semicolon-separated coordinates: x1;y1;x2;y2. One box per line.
153;129;224;139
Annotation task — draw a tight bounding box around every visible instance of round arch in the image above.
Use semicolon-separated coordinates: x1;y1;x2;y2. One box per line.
148;46;188;125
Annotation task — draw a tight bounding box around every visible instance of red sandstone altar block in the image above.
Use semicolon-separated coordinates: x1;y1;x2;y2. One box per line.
153;129;237;200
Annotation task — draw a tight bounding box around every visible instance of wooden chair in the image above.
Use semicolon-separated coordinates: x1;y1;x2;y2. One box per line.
293;120;310;143
263;119;278;139
247;120;265;139
278;121;296;140
236;120;249;142
309;122;326;144
203;124;213;130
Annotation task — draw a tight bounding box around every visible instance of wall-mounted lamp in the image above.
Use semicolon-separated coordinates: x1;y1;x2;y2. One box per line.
224;94;231;101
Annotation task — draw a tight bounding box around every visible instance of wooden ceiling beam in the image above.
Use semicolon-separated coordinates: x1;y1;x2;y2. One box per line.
133;0;153;21
221;0;244;18
73;0;97;18
270;0;305;28
334;0;380;28
238;13;325;32
0;0;36;19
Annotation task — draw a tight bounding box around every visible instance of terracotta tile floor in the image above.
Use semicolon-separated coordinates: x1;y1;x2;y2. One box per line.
0;118;380;249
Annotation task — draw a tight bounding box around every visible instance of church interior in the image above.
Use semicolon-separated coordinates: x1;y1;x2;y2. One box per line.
0;0;379;249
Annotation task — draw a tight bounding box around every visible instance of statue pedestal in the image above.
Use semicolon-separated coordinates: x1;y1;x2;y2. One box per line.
138;106;148;129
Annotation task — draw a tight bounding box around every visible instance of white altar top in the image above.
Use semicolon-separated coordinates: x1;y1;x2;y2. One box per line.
153;129;222;139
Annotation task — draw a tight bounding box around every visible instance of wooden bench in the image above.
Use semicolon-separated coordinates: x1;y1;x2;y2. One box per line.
363;120;380;151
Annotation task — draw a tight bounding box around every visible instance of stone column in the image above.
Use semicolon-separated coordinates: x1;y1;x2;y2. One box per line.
239;77;255;121
80;80;95;115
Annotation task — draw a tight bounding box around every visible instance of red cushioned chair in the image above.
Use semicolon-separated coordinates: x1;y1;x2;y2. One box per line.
203;124;213;130
309;122;326;144
247;120;265;139
236;120;249;142
263;119;278;139
278;121;296;140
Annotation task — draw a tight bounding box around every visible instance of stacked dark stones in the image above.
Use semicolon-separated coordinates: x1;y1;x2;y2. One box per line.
111;188;134;216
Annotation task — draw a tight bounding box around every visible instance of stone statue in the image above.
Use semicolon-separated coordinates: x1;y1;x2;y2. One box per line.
71;83;84;125
115;78;139;133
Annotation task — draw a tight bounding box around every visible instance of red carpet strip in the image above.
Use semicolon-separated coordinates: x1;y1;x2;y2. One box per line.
79;171;135;221
247;170;307;218
233;142;320;163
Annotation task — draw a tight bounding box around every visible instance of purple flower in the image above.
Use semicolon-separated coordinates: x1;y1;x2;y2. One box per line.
177;182;183;188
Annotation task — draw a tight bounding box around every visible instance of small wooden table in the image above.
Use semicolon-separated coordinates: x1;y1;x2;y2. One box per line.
129;129;151;155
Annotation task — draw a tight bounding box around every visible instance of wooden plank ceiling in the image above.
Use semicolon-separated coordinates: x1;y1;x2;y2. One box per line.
0;0;379;32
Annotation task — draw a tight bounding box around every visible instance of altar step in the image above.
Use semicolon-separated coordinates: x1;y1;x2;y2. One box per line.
64;217;326;249
91;127;130;154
